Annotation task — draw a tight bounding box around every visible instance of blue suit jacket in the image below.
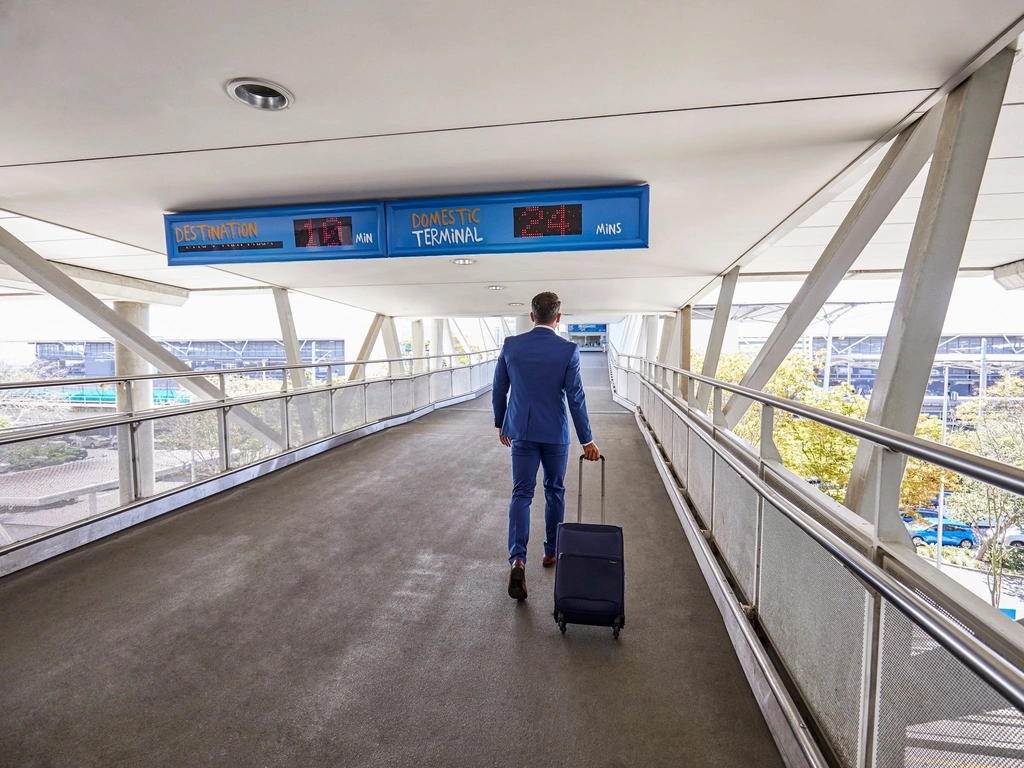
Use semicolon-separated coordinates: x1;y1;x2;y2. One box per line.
492;327;593;445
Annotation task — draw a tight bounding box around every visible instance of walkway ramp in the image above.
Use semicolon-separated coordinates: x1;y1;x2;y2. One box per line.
0;354;783;767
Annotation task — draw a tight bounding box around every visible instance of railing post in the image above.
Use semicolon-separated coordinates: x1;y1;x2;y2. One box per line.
759;404;783;464
712;387;727;428
124;379;135;415
686;374;697;411
129;420;142;501
282;397;291;450
219;406;231;471
327;374;336;435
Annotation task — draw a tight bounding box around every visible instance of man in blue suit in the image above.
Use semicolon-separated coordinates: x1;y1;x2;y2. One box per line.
492;292;600;600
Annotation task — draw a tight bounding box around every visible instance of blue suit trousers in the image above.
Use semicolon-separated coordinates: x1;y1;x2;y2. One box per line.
508;440;569;564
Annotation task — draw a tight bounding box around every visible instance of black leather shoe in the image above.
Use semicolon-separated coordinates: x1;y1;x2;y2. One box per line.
508;559;527;600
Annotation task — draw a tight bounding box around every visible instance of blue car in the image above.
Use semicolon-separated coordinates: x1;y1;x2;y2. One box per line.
911;523;977;549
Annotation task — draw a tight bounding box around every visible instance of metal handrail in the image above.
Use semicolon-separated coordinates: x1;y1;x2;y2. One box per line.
0;355;498;447
610;347;1024;711
0;350;497;392
613;349;1024;498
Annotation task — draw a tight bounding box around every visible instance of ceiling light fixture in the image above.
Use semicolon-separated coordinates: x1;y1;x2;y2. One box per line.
487;285;505;291
226;78;294;111
507;302;524;307
450;258;476;266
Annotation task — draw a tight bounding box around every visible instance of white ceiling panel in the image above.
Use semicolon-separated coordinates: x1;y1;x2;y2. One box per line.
23;238;154;260
0;91;927;314
307;276;713;317
0;1;1017;166
52;254;174;271
115;268;268;289
0;2;1021;316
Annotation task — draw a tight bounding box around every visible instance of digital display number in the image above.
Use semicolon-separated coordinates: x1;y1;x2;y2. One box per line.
513;204;583;238
294;217;353;248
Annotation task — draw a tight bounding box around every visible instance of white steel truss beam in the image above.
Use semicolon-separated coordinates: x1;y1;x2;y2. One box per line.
0;227;283;448
846;48;1014;541
348;313;386;381
411;320;427;373
380;316;404;377
698;268;739;411
658;312;677;364
273;287;317;441
722;106;944;429
0;261;189;306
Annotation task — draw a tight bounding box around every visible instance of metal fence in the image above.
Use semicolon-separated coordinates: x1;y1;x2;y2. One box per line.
0;351;497;554
608;346;1024;768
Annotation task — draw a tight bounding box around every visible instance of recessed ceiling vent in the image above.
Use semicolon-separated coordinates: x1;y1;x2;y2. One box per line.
226;78;293;111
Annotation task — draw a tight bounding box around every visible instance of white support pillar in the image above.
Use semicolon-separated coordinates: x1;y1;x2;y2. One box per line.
0;227;283;448
450;318;472;355
723;106;944;429
272;287;317;442
698;268;739;411
644;315;659;361
680;305;692;399
515;314;533;335
658;312;677;363
431;318;447;369
411;320;427;373
380;316;404;377
443;319;456;364
632;316;648;357
114;302;154;504
477;318;494;350
846;48;1014;540
348;313;386;381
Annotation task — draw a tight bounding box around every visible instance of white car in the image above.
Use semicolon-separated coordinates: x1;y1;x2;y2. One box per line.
1006;528;1024;548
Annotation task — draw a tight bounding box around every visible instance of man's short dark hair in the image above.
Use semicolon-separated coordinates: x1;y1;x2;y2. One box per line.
531;292;561;325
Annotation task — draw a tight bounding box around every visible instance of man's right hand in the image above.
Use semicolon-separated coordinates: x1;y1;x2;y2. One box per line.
582;442;600;461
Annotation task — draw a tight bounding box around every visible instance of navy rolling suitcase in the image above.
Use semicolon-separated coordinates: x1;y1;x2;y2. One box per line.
553;456;625;638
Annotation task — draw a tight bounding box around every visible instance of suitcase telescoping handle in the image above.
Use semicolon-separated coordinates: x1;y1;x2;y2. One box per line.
577;454;606;524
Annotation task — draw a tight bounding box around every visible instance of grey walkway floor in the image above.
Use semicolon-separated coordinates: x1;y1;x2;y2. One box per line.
0;354;784;767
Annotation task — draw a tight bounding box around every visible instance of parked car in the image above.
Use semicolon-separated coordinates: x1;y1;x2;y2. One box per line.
902;508;955;531
1004;527;1023;548
911;523;977;549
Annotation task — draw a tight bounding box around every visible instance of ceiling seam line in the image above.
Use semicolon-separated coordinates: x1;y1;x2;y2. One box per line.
0;88;934;171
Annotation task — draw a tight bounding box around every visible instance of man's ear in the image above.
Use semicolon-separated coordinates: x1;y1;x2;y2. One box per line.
530;312;536;323
555;313;562;324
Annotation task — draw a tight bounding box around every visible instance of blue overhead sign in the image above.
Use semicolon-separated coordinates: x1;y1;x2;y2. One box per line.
165;202;386;266
164;185;648;265
385;186;648;257
569;324;608;333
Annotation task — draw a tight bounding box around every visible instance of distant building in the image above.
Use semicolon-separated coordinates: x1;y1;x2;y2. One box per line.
33;339;345;378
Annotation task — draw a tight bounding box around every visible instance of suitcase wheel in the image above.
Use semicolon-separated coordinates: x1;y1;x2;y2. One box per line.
556;612;567;634
612;618;622;640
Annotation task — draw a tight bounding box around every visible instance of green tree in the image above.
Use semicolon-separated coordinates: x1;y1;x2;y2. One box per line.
946;373;1024;605
689;350;947;509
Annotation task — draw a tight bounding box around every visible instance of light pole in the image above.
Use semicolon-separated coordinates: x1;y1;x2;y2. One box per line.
936;364;949;570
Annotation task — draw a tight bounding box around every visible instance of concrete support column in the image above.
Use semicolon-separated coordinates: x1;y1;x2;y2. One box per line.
846;48;1014;541
114;301;154;504
515;314;533;335
411;320;427;373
